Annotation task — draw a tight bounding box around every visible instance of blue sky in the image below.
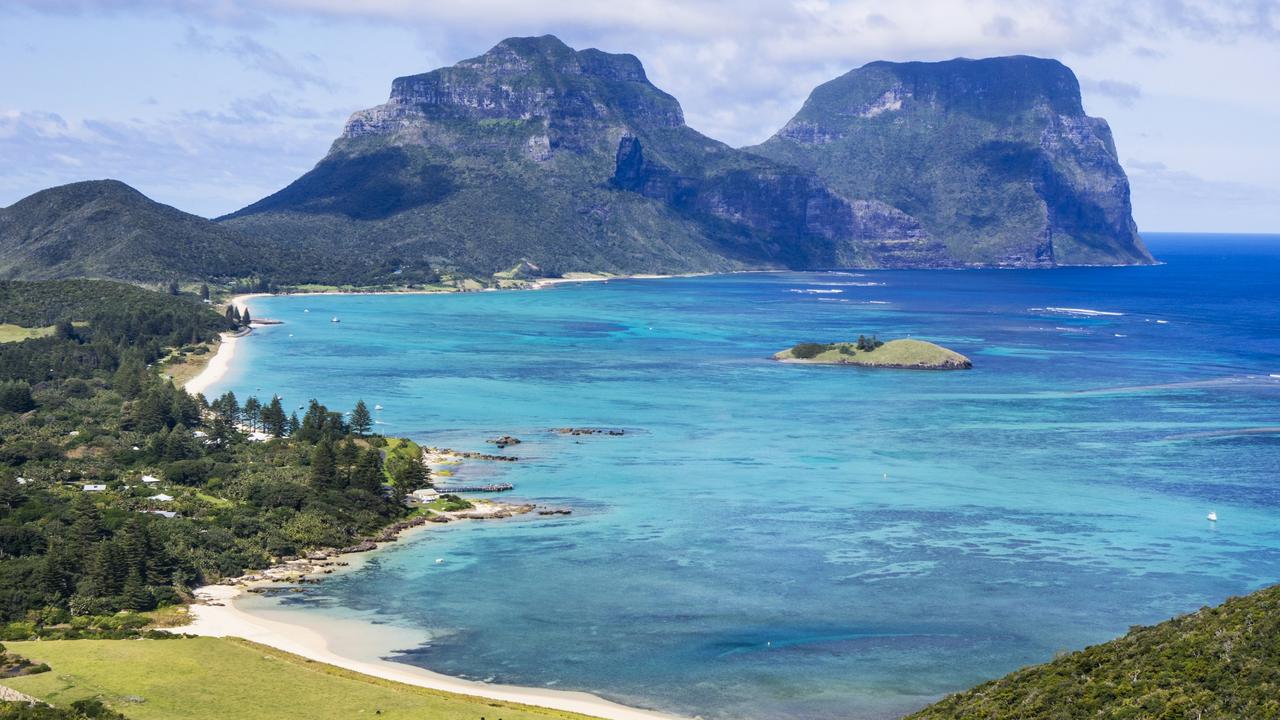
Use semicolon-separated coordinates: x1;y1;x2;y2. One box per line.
2;1;1277;232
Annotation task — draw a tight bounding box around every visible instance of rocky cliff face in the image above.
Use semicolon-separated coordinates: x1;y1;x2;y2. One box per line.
751;56;1153;266
222;35;943;277
222;40;1149;279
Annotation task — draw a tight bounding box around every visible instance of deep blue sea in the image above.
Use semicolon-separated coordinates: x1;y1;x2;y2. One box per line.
219;233;1280;719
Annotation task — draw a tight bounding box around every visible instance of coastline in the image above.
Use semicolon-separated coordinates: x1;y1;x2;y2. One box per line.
185;563;686;717
183;331;244;396
170;278;696;719
182;293;266;396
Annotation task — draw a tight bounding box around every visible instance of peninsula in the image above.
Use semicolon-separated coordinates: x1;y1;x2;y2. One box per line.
773;337;972;369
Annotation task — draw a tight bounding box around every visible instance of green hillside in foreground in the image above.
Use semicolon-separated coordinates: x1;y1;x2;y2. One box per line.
3;638;598;720
774;338;972;369
909;584;1280;719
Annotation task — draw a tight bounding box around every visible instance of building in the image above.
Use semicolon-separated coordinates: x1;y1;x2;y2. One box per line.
149;493;174;502
141;474;162;484
82;484;107;492
410;488;440;503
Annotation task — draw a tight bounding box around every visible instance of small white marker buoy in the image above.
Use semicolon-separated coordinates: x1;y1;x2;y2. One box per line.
1207;511;1218;522
435;558;445;564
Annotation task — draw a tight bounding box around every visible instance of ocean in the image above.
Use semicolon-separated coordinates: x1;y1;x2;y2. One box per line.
216;233;1280;719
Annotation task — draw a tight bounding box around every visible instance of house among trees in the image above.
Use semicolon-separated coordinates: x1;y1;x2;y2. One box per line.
410;488;440;503
141;474;162;484
149;493;174;502
82;484;107;492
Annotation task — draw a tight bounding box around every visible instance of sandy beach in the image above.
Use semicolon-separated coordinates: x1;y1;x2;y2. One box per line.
182;294;267;396
183;584;682;720
183;331;243;396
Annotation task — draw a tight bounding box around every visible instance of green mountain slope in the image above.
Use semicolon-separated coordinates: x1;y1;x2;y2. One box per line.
0;181;431;286
0;180;262;282
750;56;1154;267
909;584;1280;719
221;35;949;277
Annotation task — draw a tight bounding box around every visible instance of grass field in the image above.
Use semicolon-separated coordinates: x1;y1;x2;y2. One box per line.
774;338;972;369
0;323;55;343
4;638;601;720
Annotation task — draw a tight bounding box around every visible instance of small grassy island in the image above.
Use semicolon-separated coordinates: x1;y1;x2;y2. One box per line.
774;337;972;370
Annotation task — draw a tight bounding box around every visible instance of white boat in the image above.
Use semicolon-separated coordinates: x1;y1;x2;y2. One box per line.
330;316;340;323
374;404;384;410
435;558;445;564
1207;511;1218;522
304;309;310;313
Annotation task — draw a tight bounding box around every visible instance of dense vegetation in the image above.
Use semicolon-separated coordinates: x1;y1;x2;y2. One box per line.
0;281;429;631
0;280;232;384
909;584;1280;719
0;181;437;287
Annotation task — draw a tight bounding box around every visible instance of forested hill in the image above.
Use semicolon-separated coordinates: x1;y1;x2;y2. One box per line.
0;280;232;384
0;180;262;283
0;181;436;287
0;279;222;329
0;279;428;629
909;584;1280;719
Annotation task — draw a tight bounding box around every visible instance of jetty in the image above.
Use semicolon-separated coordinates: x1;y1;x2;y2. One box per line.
435;483;514;493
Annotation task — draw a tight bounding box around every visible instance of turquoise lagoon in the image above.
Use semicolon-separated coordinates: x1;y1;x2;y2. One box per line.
218;234;1280;719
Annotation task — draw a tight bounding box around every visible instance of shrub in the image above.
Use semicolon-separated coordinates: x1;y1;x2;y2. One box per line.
790;342;831;359
0;381;35;413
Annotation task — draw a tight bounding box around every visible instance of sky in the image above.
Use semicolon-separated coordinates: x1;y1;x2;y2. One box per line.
1;0;1277;232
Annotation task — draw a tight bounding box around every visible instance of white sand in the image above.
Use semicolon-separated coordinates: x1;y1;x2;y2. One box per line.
182;585;682;720
183;332;241;396
183;294;266;396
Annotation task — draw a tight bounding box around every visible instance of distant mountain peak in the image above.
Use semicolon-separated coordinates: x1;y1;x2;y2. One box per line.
342;35;681;143
753;55;1151;267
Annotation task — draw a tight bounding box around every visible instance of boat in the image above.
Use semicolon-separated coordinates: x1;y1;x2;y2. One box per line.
1207;511;1218;522
374;404;384;410
435;558;445;564
303;309;310;313
330;316;340;323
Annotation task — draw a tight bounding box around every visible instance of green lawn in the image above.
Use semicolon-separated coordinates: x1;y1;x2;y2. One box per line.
5;638;600;720
0;323;55;343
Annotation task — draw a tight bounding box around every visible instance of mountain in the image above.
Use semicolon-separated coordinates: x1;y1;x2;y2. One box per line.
908;583;1280;718
750;56;1153;267
220;35;946;278
5;42;1153;285
0;180;421;285
0;180;263;283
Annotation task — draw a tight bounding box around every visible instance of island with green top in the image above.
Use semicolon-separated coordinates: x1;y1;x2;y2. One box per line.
773;336;973;370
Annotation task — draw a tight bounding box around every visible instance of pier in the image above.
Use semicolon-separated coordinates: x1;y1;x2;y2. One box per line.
435;483;514;493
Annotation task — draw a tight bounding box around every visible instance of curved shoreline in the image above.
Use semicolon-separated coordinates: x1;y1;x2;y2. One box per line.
182;294;266;396
183;584;682;720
